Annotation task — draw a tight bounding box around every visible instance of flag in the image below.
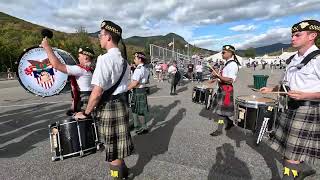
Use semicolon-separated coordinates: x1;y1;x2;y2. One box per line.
168;42;174;47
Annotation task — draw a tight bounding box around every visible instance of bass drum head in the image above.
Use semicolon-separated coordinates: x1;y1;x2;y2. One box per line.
17;46;77;97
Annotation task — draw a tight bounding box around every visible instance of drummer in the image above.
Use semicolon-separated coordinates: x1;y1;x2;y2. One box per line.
260;20;320;179
209;45;240;136
41;39;94;114
128;52;150;134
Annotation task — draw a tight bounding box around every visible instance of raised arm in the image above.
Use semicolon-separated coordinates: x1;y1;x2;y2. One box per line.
41;38;67;73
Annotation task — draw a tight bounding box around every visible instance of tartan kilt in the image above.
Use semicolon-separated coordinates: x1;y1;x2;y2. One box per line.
79;92;90;110
96;98;134;162
212;88;235;117
131;88;149;115
268;104;320;165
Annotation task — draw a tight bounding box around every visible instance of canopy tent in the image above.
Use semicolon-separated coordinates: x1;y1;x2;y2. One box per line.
279;51;297;60
204;51;244;66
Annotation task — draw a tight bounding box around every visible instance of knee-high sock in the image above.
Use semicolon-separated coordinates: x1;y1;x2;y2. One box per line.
216;115;227;131
133;113;140;128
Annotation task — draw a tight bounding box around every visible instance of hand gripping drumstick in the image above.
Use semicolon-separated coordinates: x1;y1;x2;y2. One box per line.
206;62;220;76
41;29;53;39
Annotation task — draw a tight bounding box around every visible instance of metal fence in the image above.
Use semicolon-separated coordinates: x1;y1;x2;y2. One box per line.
149;44;213;80
149;44;197;71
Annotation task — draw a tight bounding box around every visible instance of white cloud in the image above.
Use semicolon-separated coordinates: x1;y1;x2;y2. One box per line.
0;0;319;50
234;27;291;49
190;34;252;50
229;25;257;32
300;14;320;21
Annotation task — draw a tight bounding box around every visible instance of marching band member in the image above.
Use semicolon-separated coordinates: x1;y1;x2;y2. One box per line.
261;20;320;180
75;20;133;179
41;39;94;114
128;52;150;135
210;45;240;136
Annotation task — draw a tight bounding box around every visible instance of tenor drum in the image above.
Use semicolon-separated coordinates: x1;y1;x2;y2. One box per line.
49;117;99;161
17;46;77;97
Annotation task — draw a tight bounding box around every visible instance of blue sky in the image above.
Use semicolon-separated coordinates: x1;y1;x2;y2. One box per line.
0;0;319;51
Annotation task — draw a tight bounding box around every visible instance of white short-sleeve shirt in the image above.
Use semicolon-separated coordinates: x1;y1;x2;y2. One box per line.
222;59;239;82
155;64;162;72
131;64;149;88
91;48;129;95
66;65;93;91
196;64;203;72
168;65;177;74
284;45;320;92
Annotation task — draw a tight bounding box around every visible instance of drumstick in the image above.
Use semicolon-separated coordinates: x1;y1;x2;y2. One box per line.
251;88;260;92
262;91;288;94
206;63;219;76
251;88;287;94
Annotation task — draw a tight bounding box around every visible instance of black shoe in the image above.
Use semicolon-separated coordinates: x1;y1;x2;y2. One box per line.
296;162;316;180
225;123;234;130
210;131;222;136
170;93;173;95
109;164;129;180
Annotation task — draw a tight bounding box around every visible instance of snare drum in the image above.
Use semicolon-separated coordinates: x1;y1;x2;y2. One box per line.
49;117;99;161
235;95;278;144
17;46;77;97
192;85;214;109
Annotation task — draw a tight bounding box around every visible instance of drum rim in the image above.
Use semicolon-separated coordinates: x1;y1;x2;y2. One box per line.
236;95;276;106
16;46;77;97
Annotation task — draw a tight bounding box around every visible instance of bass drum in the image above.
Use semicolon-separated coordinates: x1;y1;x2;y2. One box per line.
17;46;77;97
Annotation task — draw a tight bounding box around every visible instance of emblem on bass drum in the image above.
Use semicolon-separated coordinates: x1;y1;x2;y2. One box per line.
17;47;77;97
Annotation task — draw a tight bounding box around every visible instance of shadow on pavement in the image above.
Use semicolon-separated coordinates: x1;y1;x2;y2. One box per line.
130;106;186;179
226;127;282;180
176;86;188;94
0;103;70;158
208;143;252;180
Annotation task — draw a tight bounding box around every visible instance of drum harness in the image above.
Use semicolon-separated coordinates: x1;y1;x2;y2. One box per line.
280;50;320;110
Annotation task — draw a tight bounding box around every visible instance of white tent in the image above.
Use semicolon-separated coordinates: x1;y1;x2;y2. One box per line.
279;51;297;60
204;51;244;66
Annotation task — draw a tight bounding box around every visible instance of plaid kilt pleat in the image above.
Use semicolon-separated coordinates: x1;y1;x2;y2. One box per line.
212;88;235;117
96;99;134;162
131;88;149;116
79;93;90;110
268;104;320;165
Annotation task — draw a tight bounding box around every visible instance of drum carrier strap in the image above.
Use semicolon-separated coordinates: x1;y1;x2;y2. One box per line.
219;60;239;106
100;60;128;103
284;50;320;108
286;50;320;67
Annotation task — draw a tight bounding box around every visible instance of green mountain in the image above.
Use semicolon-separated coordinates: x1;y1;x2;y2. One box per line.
1;11;319;72
125;33;216;56
90;32;216;56
0;12;104;72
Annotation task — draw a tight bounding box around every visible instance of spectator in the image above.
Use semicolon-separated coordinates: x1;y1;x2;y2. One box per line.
187;61;194;81
195;61;203;83
155;62;162;82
